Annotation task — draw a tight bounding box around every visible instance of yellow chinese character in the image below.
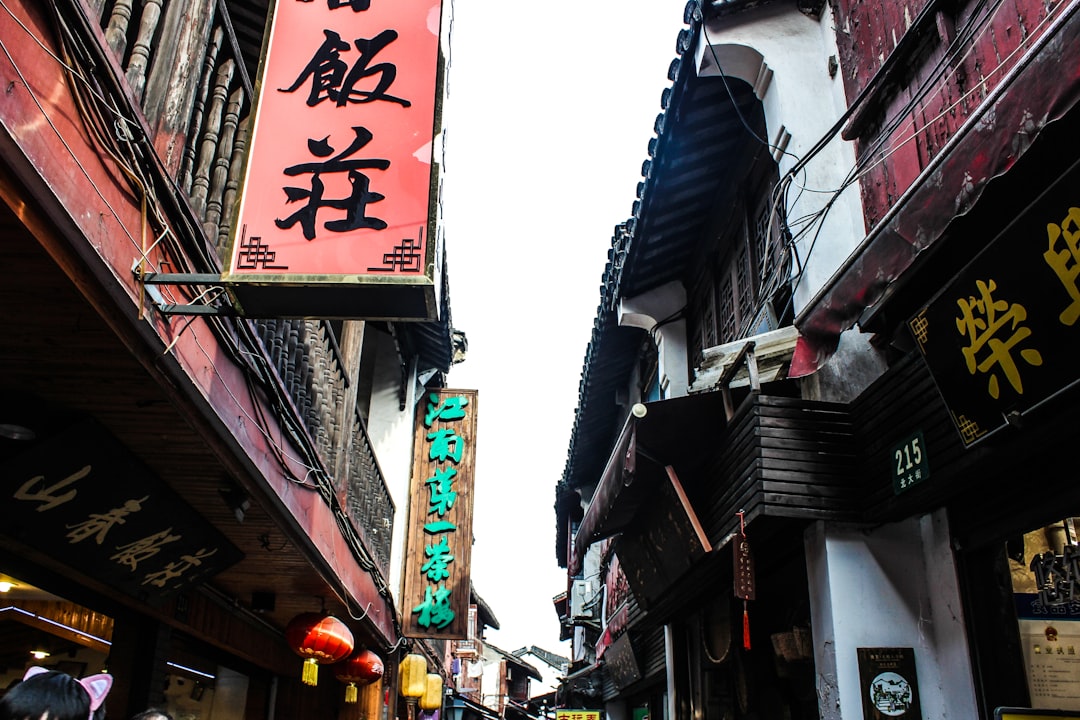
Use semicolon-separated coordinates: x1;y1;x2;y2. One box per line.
65;496;149;545
14;466;90;511
110;528;182;570
1044;206;1080;325
141;547;219;588
955;279;1043;399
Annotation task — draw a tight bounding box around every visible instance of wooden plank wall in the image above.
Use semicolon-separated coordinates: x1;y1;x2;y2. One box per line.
850;352;976;522
853;351;1080;546
693;394;860;546
601;624;666;702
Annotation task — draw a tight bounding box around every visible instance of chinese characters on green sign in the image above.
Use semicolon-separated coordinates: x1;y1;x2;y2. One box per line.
406;389;476;637
910;162;1080;447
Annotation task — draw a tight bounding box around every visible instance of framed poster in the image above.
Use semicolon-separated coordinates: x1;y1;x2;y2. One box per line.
1015;594;1080;710
857;647;922;719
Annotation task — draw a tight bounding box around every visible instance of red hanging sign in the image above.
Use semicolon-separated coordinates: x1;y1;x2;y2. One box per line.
733;515;755;601
733;511;754;651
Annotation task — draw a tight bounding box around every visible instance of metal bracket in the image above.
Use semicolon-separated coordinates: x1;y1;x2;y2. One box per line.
134;269;237;317
719;341;759;421
140;272;223;285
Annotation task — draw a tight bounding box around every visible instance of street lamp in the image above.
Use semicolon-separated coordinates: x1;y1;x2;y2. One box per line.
443;692;468;720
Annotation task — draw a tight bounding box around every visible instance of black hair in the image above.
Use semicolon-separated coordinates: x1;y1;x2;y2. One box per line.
130;711;172;720
0;671;94;720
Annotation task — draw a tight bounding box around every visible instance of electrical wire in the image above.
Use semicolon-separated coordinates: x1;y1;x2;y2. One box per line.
0;37;143;257
192;319;409;641
11;0;394;623
699;21;799;164
21;0;413;645
764;0;1067;312
660;0;1060;339
757;0;1005;242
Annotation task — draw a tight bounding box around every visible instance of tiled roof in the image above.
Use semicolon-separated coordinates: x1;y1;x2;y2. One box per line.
555;0;774;565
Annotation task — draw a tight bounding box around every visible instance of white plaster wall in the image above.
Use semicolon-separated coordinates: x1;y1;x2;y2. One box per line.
477;651;506;711
804;510;979;719
619;281;689;399
519;652;562;698
365;333;420;608
572;544;603;664
694;1;865;315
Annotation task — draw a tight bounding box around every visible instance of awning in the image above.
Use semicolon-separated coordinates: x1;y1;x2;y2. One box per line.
792;1;1080;376
504;701;544;720
568;391;727;576
445;693;500;720
562;662;602;683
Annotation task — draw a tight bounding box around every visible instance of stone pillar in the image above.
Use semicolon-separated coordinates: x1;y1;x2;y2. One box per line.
804;510;978;719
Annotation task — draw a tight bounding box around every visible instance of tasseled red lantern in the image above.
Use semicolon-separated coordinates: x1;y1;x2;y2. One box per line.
335;647;384;703
285;612;354;686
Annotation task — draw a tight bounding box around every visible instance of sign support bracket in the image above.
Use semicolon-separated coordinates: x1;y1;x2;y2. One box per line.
133;270;238;317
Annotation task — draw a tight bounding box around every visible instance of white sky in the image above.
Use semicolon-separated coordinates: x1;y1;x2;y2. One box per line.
441;0;692;659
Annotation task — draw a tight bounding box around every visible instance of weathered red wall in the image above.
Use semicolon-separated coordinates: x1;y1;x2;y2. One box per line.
0;0;398;645
831;0;1062;227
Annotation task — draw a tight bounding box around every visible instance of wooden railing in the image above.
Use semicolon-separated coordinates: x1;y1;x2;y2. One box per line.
254;320;344;467
345;408;396;572
90;0;253;255
82;0;394;577
253;319;395;577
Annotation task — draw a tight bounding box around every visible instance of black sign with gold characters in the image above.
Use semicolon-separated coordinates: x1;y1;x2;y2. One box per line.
909;158;1080;447
0;418;243;598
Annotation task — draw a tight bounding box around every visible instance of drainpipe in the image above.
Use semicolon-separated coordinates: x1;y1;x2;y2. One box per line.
664;624;677;720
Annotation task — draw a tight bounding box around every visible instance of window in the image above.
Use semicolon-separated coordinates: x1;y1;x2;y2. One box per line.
687;162;792;367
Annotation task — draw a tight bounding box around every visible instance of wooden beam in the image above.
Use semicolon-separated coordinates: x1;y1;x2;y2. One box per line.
665;465;712;553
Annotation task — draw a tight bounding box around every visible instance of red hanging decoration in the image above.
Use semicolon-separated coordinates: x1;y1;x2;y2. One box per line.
742;601;751;650
285;612;354;686
733;510;755;651
335;648;384;703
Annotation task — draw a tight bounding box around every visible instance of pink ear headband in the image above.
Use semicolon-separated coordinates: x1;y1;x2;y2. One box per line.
22;667;113;717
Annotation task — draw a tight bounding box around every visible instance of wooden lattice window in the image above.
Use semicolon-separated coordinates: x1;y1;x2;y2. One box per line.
686;156;789;364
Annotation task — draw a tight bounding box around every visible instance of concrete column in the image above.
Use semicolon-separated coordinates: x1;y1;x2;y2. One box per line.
804;510;978;719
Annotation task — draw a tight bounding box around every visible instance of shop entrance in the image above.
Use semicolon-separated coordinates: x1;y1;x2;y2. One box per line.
958;517;1080;717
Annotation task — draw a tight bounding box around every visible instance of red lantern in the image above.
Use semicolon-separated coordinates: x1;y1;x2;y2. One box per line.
285;612;354;686
335;648;384;703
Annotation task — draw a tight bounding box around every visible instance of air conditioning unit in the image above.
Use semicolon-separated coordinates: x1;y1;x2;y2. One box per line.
569;580;594;620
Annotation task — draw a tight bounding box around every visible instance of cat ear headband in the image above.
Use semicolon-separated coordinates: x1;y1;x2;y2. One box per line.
22;667;113;717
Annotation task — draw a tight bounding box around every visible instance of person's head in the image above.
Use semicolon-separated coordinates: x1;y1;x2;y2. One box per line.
0;668;112;720
130;710;171;720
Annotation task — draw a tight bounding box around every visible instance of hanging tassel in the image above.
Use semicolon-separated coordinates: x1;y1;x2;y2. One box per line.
302;658;320;686
734;510;753;651
345;683;358;704
742;600;751;650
